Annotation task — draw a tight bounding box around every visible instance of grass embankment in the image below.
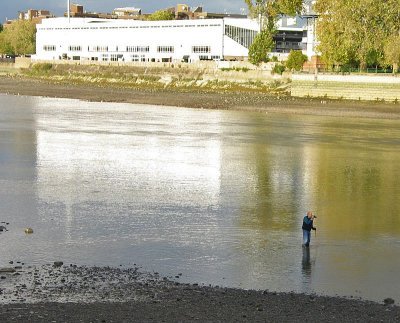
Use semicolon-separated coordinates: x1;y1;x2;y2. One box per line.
19;63;289;95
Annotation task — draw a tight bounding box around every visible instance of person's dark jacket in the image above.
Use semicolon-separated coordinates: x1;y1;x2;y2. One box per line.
302;216;316;231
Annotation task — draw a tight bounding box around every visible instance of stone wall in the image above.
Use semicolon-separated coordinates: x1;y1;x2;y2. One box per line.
291;73;400;102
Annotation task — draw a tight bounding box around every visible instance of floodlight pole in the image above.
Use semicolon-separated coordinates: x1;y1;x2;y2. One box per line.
68;0;70;23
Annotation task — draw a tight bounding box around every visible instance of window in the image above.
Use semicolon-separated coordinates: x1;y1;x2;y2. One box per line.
126;46;150;53
110;54;118;62
224;25;258;49
192;46;211;53
91;46;108;52
157;46;174;53
43;45;56;51
199;55;210;60
131;54;139;62
68;45;82;52
101;54;109;61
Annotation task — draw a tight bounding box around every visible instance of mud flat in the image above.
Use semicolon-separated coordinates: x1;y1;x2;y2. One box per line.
1;76;400;120
0;263;399;322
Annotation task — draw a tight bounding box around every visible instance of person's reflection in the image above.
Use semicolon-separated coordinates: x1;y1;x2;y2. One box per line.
302;247;312;279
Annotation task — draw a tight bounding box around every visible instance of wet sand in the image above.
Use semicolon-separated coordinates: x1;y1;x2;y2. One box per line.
0;263;399;322
1;76;400;119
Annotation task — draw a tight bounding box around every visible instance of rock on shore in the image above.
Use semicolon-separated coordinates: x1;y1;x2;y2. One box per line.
0;263;399;322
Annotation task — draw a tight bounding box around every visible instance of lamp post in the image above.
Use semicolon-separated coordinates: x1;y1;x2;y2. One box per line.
67;0;70;23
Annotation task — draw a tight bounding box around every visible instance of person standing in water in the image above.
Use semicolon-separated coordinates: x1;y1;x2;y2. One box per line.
302;211;316;247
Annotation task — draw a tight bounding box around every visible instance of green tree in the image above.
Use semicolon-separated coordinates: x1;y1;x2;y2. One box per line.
245;0;304;32
286;50;307;71
0;20;36;55
0;24;3;33
248;30;274;65
148;10;174;21
315;0;400;71
384;33;400;73
245;0;304;65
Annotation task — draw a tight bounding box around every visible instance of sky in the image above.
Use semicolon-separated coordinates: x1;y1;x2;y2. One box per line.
0;0;248;24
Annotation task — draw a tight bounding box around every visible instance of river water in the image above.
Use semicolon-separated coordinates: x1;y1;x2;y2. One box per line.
0;93;399;303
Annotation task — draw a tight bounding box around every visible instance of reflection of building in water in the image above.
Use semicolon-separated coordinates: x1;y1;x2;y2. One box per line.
34;101;225;240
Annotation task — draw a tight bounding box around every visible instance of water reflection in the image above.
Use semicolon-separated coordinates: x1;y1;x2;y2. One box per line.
0;94;400;304
301;247;312;280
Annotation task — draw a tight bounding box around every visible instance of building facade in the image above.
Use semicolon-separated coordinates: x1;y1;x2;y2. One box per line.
34;17;260;62
33;16;317;63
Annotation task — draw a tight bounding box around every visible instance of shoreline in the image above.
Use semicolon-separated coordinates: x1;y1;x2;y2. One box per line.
0;263;399;322
1;75;400;120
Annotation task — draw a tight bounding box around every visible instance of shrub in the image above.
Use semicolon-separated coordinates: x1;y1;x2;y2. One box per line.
32;63;53;72
286;50;308;71
273;64;285;75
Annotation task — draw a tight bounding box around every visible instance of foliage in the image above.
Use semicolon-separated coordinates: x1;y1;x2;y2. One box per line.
0;24;3;33
315;0;400;71
271;56;278;62
0;20;36;55
245;0;304;32
286;50;308;71
148;10;174;21
32;63;53;72
383;33;400;72
273;63;285;75
220;67;250;72
248;30;274;65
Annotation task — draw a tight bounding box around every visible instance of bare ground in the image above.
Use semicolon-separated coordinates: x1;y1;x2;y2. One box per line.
1;76;400;119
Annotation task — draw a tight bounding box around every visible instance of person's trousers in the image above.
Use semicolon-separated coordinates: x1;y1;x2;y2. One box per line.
303;229;311;246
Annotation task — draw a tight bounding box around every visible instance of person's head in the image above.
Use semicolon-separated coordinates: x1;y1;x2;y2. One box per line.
307;211;313;219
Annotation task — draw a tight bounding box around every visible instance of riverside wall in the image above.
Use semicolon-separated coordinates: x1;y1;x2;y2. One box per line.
291;73;400;102
5;58;400;102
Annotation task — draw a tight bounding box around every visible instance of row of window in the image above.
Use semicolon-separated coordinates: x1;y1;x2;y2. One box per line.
68;45;82;52
43;45;56;51
38;24;221;31
224;24;258;49
44;45;212;53
192;46;211;53
157;46;174;53
126;46;150;53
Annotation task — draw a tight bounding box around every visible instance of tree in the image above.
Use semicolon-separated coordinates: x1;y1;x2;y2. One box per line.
245;0;304;65
148;10;174;21
248;30;275;65
0;24;3;33
0;20;36;55
384;33;400;73
286;50;308;71
315;0;400;71
245;0;304;32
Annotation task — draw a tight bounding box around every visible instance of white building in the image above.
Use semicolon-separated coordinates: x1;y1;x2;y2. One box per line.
34;17;259;63
33;16;317;63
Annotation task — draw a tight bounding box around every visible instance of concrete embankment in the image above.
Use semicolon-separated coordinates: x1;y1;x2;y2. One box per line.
291;73;400;102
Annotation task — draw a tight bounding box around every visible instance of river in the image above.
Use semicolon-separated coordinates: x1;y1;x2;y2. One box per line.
0;93;399;303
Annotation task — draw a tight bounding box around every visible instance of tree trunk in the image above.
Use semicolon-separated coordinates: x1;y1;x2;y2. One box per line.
393;62;399;74
360;62;367;73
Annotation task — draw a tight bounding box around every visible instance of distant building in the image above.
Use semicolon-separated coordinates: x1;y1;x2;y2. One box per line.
113;7;142;17
17;9;54;24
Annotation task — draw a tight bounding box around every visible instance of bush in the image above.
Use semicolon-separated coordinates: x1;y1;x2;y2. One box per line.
273;64;285;75
248;30;274;65
32;63;53;72
286;50;308;71
271;56;278;62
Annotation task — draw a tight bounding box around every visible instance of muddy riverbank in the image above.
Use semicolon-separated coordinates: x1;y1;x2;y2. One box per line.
1;76;400;119
0;263;399;322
